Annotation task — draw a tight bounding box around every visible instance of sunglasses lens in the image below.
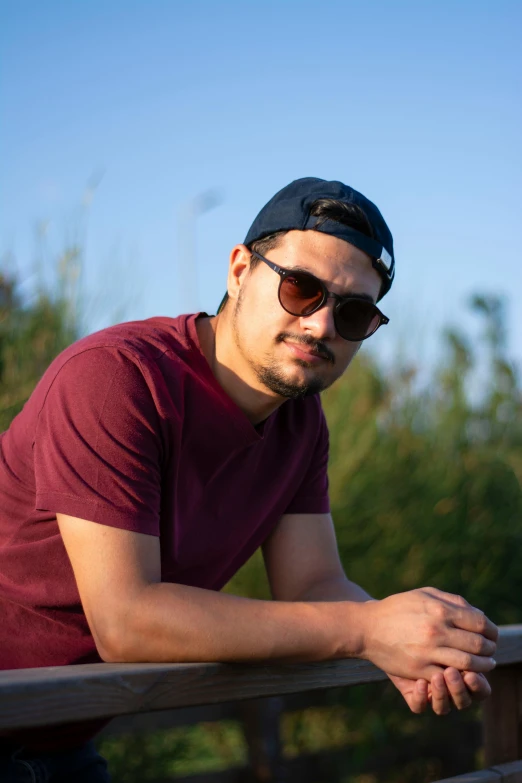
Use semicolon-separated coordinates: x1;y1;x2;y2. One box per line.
335;299;381;341
279;272;324;316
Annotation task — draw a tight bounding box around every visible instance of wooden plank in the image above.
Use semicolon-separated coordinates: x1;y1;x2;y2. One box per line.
0;624;520;733
433;761;522;783
490;760;522;782
495;627;522;667
431;771;502;782
0;657;387;731
483;667;522;765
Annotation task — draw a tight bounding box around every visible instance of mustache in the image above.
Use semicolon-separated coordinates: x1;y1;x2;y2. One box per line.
276;332;336;364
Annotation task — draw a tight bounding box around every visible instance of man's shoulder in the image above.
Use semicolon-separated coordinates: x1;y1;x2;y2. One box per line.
26;314;209;415
50;314;202;375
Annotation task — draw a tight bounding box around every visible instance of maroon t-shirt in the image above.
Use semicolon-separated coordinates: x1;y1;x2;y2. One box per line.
0;313;329;677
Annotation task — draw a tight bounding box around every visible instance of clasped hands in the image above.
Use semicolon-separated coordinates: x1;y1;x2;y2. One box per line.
364;587;498;716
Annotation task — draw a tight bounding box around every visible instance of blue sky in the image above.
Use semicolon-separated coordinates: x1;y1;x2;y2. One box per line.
2;0;521;377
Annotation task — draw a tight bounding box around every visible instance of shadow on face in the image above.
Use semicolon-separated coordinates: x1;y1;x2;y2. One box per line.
228;230;383;399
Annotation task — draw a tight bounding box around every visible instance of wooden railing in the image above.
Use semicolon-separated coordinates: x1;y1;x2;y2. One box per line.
1;625;522;782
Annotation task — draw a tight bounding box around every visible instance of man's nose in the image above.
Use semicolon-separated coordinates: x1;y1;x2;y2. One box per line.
298;300;337;340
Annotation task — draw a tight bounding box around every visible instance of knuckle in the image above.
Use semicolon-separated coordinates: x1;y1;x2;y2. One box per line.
432;602;447;621
461;653;473;670
472;635;484;654
425;623;440;644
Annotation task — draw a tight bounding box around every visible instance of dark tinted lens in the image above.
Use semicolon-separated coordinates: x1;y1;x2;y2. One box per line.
279;272;324;316
335;299;381;341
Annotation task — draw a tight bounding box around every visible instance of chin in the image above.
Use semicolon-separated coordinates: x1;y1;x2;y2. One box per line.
256;363;329;400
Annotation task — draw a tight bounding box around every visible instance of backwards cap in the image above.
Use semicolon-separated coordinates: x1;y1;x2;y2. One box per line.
244;177;395;299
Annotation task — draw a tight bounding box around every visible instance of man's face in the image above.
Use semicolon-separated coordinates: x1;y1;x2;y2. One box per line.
227;229;383;399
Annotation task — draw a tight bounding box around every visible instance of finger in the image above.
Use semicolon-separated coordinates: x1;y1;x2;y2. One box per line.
462;671;491;701
416;664;449;682
444;628;496;657
422;587;470;608
435;649;496;673
443;668;472;710
431;671;452;716
421;588;498;642
407;679;429;714
450;607;498;642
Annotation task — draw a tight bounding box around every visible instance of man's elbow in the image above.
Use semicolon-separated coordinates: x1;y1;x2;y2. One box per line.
89;610;135;663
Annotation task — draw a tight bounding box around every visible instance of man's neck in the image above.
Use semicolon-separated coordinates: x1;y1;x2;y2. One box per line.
195;315;285;426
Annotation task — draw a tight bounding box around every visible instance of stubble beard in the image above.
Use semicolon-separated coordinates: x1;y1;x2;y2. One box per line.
254;357;327;399
232;296;334;400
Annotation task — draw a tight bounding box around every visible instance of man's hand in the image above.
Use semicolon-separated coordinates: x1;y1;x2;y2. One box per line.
389;670;491;715
263;515;498;686
360;586;498;681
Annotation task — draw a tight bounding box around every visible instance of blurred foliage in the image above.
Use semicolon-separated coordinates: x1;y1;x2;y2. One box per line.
0;250;80;431
1;248;520;783
322;299;522;622
98;721;247;781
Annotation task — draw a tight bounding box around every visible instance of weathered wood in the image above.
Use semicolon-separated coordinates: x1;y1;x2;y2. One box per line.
483;666;522;765
490;760;522;782
0;658;387;731
495;627;522;667
434;760;522;782
432;769;502;782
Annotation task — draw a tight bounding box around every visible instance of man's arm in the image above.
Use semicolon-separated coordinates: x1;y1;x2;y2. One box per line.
57;513;496;685
262;512;493;715
57;513;367;664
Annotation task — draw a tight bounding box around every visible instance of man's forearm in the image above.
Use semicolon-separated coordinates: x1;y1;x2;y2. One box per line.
100;580;496;685
106;580;367;664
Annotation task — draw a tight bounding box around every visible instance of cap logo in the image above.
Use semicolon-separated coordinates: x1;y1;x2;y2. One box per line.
378;247;393;273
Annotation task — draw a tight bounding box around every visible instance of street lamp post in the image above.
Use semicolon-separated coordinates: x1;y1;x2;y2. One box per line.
178;190;222;313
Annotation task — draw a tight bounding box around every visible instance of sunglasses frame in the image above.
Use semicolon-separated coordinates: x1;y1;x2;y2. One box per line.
251;251;389;342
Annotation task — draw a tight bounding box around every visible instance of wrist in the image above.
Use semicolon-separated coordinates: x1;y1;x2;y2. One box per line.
323;598;377;661
352;598;378;661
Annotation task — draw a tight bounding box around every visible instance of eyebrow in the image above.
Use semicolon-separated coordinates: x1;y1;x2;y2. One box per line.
286;265;377;304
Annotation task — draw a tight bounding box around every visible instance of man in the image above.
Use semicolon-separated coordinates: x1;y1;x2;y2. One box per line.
0;178;497;781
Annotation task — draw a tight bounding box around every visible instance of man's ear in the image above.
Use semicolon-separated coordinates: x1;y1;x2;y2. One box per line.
226;244;252;304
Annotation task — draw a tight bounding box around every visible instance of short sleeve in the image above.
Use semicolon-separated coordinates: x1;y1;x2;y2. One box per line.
34;347;164;535
283;402;330;515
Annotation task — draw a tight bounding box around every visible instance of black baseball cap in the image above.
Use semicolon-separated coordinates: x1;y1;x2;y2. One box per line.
245;177;395;299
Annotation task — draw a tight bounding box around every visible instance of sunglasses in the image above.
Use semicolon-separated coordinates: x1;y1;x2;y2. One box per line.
251;251;389;342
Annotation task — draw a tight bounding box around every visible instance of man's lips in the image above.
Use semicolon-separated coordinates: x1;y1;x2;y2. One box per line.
284;341;330;364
